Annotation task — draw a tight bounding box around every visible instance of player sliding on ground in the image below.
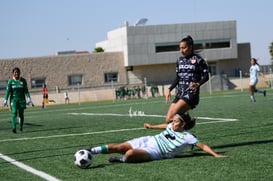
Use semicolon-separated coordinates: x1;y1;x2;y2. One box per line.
89;112;226;163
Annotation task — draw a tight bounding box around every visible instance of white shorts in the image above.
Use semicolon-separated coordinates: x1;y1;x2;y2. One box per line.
127;136;163;160
249;79;258;86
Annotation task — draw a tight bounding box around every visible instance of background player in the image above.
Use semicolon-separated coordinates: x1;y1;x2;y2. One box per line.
2;67;34;133
245;58;266;102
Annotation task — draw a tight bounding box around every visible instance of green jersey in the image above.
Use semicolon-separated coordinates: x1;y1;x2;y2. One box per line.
4;77;30;101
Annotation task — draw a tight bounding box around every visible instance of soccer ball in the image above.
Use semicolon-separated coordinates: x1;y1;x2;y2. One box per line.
74;149;92;169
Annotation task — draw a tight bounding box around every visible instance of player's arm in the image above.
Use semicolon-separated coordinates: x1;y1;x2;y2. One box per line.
4;80;11;100
144;123;167;129
166;76;179;104
198;59;209;86
196;142;226;158
23;78;31;98
259;71;265;78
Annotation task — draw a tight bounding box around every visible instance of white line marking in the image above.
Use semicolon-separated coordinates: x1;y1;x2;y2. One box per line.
68;112;238;121
0;128;145;143
0;153;61;181
0;119;238;143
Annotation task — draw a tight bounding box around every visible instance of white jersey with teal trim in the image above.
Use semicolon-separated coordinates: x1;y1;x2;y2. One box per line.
153;124;198;158
249;64;260;81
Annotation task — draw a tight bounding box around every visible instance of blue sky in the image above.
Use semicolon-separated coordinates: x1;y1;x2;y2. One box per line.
0;0;272;65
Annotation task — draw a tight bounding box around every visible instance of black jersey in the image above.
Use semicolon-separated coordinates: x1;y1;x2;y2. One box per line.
175;54;209;91
169;53;209;108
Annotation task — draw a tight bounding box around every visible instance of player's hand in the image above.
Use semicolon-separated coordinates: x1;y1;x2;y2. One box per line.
144;123;152;129
2;100;8;107
165;90;171;104
214;154;227;158
189;82;200;90
27;98;34;107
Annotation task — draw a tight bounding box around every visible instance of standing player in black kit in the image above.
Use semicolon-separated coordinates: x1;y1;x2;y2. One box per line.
165;35;209;123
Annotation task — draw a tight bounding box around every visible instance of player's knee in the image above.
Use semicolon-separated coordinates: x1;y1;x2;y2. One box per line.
124;149;135;161
111;144;129;154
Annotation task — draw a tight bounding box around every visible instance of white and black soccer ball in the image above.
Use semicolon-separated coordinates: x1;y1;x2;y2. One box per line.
74;149;92;169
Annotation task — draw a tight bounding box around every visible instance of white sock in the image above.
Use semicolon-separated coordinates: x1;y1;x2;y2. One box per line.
91;145;108;154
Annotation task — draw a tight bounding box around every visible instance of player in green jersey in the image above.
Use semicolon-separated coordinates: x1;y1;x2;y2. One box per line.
89;112;226;163
3;67;34;133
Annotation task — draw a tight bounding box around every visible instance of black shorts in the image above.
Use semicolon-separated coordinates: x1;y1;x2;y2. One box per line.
172;90;199;109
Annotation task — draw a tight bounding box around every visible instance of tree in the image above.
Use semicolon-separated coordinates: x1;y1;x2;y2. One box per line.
93;47;104;53
269;41;273;60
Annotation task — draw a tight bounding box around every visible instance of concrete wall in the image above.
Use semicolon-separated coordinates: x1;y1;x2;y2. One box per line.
0;52;127;94
97;20;238;67
217;43;251;76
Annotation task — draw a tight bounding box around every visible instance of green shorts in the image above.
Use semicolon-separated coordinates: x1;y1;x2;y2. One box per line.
11;99;26;113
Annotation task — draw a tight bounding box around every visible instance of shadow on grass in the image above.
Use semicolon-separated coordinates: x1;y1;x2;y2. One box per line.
190;139;273;157
212;139;273;149
1;139;272;166
0;121;87;133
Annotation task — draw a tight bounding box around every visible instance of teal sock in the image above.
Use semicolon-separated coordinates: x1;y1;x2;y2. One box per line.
101;145;108;153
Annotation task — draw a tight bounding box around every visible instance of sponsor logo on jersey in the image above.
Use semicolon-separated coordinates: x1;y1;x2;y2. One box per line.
179;65;195;69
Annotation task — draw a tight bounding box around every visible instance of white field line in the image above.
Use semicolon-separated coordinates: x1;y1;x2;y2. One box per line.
68;112;238;121
0;153;61;181
0;113;238;143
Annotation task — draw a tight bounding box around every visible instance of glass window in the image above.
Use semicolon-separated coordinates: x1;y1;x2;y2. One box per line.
208;63;217;75
205;41;230;49
31;77;46;88
0;80;8;90
68;75;83;85
104;72;118;83
155;42;179;53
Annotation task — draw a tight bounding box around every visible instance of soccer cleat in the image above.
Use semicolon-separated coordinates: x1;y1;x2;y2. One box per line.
12;128;16;134
108;157;124;163
263;90;266;97
250;97;256;103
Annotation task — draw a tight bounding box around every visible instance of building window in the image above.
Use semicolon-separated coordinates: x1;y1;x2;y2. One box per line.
155;40;230;53
68;75;83;85
195;40;231;50
104;72;118;83
31;77;46;88
0;80;8;90
155;42;179;53
208;63;217;75
205;41;230;49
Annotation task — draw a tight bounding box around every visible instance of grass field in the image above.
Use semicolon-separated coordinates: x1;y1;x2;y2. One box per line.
0;89;272;181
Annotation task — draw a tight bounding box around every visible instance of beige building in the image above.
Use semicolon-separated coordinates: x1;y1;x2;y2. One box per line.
0;20;253;104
